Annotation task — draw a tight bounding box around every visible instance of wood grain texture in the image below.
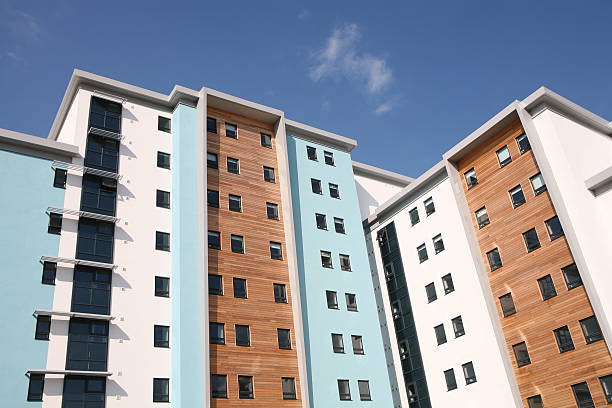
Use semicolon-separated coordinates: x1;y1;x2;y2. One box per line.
458;117;612;407
207;107;301;406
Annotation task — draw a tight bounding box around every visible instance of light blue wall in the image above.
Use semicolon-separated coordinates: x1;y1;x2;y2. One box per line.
171;104;204;408
0;148;65;406
287;136;394;407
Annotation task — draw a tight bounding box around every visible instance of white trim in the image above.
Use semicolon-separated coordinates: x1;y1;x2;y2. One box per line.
40;255;117;270
585;165;612;193
26;369;112;377
46;206;120;223
88;126;123;141
52;160;122;180
34;309;115;321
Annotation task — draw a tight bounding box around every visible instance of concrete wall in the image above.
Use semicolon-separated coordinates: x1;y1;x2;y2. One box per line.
354;173;406;220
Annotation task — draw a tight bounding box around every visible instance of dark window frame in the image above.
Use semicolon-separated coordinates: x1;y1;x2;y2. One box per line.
238;375;254;399
210;322;225;345
487;248;502;271
42;261;57;285
530;173;547;195
154;325;170;348
417;244;428;263
157;151;171;169
227;157;240;174
27;373;45;401
352;335;364;355
54;168;67;189
339;254;351;271
499;293;516;317
332;333;345;353
208;274;223;296
433;234;445;254
228;194;242;212
545;216;564;241
334;217;345;234
321;250;333;268
426;282;437;303
155;276;170;298
65;318;109;371
452;316;465;338
496;145;512;167
571;381;594;408
509;184;526;208
580;316;603;344
475;206;490;228
600;374;612;404
307;145;317;161
208;231;221;250
562;263;583;290
442;274;454;295
329;183;340;199
207;152;218;169
156;190;170;209
537;274;557;300
266;202;279;220
278;328;292;350
207;117;217;134
153;378;170;403
263;166;276;183
523;228;541;252
270;241;283;260
338;379;351;401
326;290;339;309
424;197;435;216
35;315;51;340
346;293;358;311
316;213;327;230
553;325;575;353
235;325;250;347
464;168;478;189
324;151;335;166
282;377;297;400
516;133;531;154
409;207;420;226
156;231;170;252
434;324;447;345
71;265;112;315
513;341;531;367
225;123;237;139
274;283;287;303
527;395;543;408
48;213;62;235
211;374;227;398
311;178;322;194
233;277;247;298
260;133;272;148
358;380;371;401
444;369;457;391
158;116;171;133
207;190;219;208
462;361;477;385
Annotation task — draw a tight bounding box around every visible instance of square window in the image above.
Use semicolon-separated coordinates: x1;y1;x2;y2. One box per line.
207;117;217;134
346;293;358;311
580;316;603;344
562;263;582;290
537;275;557;300
332;333;345;353
324;151;335;166
282;377;296;400
231;235;244;254
153;378;169;402
154;325;169;348
442;274;454;295
433;234;445;254
352;335;364;354
225;123;237;138
156;190;170;209
278;328;291;350
307;146;317;161
426;283;437;303
35;315;51;340
600;375;612;404
409;208;420;226
157;116;171;133
509;185;526;208
235;325;250;347
464;168;478;189
156;231;170;251
475;206;490;228
54;168;67;189
207;190;219;208
270;241;283;260
530;173;547;195
207;152;218;169
452;316;465;337
434;324;447;345
238;376;253;399
553;325;575;353
311;178;322;194
155;276;170;297
326;290;338;309
572;382;594;408
42;261;57;285
334;217;345;234
316;213;327;230
513;341;531;367
523;228;541;252
27;374;44;401
487;248;502;271
209;274;223;295
339;254;351;271
517;133;531;154
545;216;564;240
444;369;457;391
266;202;279;220
391;301;401;320
233;278;247;298
338;379;351;401
417;244;428;263
358;380;371;401
321;251;333;268
261;133;272;148
228;194;242;212
263;166;275;183
496;145;512;167
48;213;62;235
208;231;221;250
210;322;225;345
211;374;227;398
329;183;340;199
499;293;516;317
227;157;239;174
462;361;477;385
274;283;287;303
157;152;171;169
527;395;543;408
424;197;435;216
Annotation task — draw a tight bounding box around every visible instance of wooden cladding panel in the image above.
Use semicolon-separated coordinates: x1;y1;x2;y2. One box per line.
207;108;301;407
458;118;612;407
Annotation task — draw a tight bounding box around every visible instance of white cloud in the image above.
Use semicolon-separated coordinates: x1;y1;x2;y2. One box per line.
0;5;42;42
375;103;392;115
309;23;392;94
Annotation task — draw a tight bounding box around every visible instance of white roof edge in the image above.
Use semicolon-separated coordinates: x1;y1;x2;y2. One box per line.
0;127;78;157
205;87;283;118
285;118;357;152
585;165;612;192
352;161;414;186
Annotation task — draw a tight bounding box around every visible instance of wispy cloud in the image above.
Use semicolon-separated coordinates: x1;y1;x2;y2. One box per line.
309;23;392;94
375;103;392;115
0;5;42;42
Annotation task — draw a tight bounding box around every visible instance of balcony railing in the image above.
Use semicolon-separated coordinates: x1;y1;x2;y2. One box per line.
46;206;120;224
52;161;121;180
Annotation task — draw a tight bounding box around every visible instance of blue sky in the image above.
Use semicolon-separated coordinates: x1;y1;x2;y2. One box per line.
1;0;611;177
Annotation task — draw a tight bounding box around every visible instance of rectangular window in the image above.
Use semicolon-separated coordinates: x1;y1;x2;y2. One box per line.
442;274;454;295
434;324;447;345
84;135;119;173
384;263;394;281
71;265;111;315
270;241;283;260
513;341;531;367
207;152;218;169
516;133;531;153
27;373;44;401
154;325;169;348
263;166;275;183
54;168;67;189
346;293;358;311
358;380;371;401
278;328;291;350
230;235;244;254
66;319;109;371
391;301;401;320
238;376;253;399
211;374;227;398
538;275;557;300
417;244;428;263
89;96;121;133
42;261;57;285
600;375;612;404
499;293;516;317
475;206;490;228
157;151;171;169
530;173;547;195
227;157;239;174
487;248;502;271
409;208;420;226
562;263;582;290
399;341;409;360
81;175;117;216
523;228;541;252
329;183;340;198
207;117;217;133
261;133;272;148
225;123;237;138
572;382;594;408
208;274;223;295
554;325;575;353
334;217;345;234
462;361;477;384
339;254;351;271
156;190;170;209
321;250;333;268
307;146;317;161
210;322;225;345
464;168;478;189
545;216;564;240
424;197;435;216
509;185;526;208
274;283;287;303
426;283;437;303
444;369;457;391
208;231;221;250
155;276;169;297
326;291;338;309
207;190;219;208
233;278;247;298
527;395;543;408
62;376;106;407
266;202;279;220
76;219;114;263
228;194;242;212
433;234;445;254
496;145;512;167
158;116;171;133
452;316;465;337
580;316;603;344
282;378;296;400
316;213;327;230
352;335;364;354
235;325;250;347
338;379;351;401
48;213;62;234
311;178;322;194
35;315;51;340
332;333;345;353
324;151;335;166
156;231;170;252
153;378;169;402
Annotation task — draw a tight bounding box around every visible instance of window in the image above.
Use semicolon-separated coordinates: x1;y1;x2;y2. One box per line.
225;123;237;138
282;378;296;400
334;217;345;234
66;319;109;371
84;135;119;173
487;248;502;271
441;274;454;295
228;194;242;212
509;185;526;208
35;315;51;340
346;293;357;311
516;133;531;153
530;173;547;195
407;383;418;404
42;261;56;285
562;263;583;290
89;96;121;133
452;316;465;337
527;395;544;408
499;293;516;317
211;374;227;398
27;374;44;401
513;341;531;367
270;241;283;260
266;202;279;220
227;157;239;174
384;263;394;281
462;361;477;384
475;206;490;228
326;290;338;309
81;175;117;216
207;152;218;169
158;116;171;133
572;382;594;408
307;146;317;161
235;325;250;347
444;369;457;391
424;197;435;216
553;325;574;353
538;275;557;300
208;231;221;250
238;376;253;399
523;228;541;252
321;251;333;268
352;335;364;354
207;190;219;208
62;376;106;408
155;276;169;297
209;274;223;295
600;375;612;404
391;301;401;320
417;244;428;263
311;178;322;194
274;283;287;303
54;168;68;188
156;231;170;252
545;216;564;240
358;380;371;401
263;166;275;182
210;323;225;345
434;324;447;345
409;208;420;226
278;328;291;350
496;145;512;167
71;266;111;315
154;325;169;348
76;219;114;263
329;183;340;199
324;151;335;165
153;378;169;402
157;151;171;169
433;234;445;254
464;168;478;189
399;341;409;360
337;380;351;401
207;117;217;133
261;133;272;148
233;278;247;298
426;283;437;303
580;316;603;344
316;213;327;230
48;213;62;234
156;190;170;209
339;254;351;271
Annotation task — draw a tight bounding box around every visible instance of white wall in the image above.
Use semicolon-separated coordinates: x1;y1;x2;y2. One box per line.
354;173;407;220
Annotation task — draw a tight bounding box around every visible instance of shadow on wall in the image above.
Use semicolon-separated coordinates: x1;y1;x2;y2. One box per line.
355;181;380;219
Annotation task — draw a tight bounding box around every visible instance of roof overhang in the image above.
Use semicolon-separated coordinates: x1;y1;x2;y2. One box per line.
206;88;282;125
285;119;357;152
352;160;414;186
0;128;78;158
